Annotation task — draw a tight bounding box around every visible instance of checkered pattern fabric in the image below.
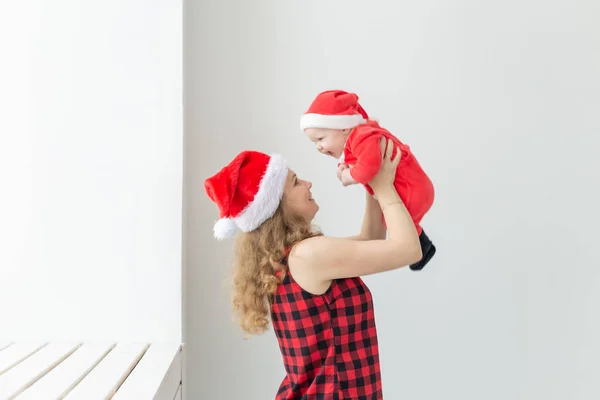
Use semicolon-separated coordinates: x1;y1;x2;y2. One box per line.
271;265;382;399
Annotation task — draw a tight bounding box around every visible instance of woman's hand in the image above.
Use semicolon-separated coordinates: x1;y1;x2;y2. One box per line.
368;137;401;196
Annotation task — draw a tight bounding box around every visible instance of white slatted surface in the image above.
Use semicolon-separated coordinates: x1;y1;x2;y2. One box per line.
16;343;115;400
112;343;181;400
0;343;80;399
0;343;46;376
63;343;149;400
0;342;182;400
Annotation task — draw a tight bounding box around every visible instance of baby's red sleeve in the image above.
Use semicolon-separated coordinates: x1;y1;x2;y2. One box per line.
348;130;384;185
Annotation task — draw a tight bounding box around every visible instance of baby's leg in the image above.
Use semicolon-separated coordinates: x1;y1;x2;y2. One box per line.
380;215;435;270
402;180;436;271
409;228;436;271
377;182;436;270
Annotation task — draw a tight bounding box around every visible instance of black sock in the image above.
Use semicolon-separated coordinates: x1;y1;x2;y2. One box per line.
409;230;436;271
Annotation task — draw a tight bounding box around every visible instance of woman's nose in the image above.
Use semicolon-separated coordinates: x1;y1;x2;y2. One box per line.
305;181;312;188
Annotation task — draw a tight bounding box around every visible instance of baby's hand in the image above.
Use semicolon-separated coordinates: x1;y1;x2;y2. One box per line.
336;163;348;181
340;167;358;187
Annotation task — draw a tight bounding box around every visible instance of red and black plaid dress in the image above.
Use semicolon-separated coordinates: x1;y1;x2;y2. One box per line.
271;261;383;399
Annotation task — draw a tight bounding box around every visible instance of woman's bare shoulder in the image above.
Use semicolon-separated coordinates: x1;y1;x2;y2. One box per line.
290;235;356;263
287;237;335;295
289;235;329;259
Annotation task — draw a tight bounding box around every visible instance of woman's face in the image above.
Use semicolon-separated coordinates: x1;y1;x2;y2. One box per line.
282;169;319;222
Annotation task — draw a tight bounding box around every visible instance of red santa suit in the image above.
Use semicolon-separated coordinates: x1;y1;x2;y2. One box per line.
301;89;437;270
341;120;434;236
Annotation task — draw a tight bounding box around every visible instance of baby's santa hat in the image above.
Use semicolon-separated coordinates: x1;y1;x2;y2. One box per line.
204;150;288;239
300;89;369;131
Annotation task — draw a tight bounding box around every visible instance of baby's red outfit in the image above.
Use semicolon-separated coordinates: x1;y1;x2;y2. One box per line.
301;89;437;270
342;120;434;236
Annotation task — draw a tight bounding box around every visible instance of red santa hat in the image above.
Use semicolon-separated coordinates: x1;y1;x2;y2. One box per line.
204;150;288;239
300;89;369;131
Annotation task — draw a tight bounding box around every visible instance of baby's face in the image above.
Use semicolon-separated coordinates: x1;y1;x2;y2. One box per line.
305;128;349;159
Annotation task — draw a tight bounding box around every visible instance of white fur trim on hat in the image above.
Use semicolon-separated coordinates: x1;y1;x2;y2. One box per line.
213;217;238;240
234;153;288;233
300;113;366;131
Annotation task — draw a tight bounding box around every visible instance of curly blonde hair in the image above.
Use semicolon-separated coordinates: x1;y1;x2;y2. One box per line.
230;205;321;336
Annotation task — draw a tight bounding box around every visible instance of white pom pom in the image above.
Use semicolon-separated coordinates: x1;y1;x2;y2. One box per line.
213;218;238;239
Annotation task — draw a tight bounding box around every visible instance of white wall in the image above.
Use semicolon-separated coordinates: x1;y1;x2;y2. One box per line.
0;0;182;342
185;0;600;399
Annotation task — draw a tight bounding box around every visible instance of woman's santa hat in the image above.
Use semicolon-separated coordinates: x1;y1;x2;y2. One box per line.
300;89;369;131
204;150;288;239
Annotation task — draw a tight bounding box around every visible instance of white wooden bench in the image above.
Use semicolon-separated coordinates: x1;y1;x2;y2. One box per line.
0;342;182;400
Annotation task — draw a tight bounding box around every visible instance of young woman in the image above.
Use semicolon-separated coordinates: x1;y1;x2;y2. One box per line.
204;138;422;399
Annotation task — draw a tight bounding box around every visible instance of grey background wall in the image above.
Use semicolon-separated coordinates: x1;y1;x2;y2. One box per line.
184;0;600;398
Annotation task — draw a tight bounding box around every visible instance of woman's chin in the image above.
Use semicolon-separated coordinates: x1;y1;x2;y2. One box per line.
311;203;319;216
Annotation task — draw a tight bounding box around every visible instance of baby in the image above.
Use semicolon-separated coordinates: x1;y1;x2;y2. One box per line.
300;89;436;270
